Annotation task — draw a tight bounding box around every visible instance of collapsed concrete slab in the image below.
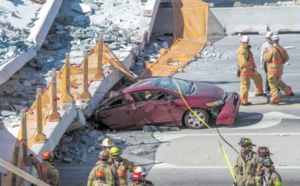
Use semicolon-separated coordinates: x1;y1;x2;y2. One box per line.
0;0;62;86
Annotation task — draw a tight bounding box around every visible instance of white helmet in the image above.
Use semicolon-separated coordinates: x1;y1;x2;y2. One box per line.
240;35;249;43
265;31;273;38
135;166;148;176
270;35;279;42
102;137;114;147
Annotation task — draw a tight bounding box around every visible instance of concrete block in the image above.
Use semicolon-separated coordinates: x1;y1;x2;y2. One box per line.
143;125;180;132
71;3;92;14
144;0;157;17
66;109;87;132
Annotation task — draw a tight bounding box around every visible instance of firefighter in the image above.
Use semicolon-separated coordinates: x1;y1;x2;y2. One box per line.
236;35;265;106
30;151;59;186
94;170;109;186
261;157;282;186
87;150;119;186
260;31;273;94
108;147;135;186
255;147;272;186
233;138;260;186
134;166;154;186
129;172;144;186
263;35;294;105
102;137;115;152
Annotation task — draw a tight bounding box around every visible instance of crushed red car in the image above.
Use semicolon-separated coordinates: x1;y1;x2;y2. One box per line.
94;77;240;130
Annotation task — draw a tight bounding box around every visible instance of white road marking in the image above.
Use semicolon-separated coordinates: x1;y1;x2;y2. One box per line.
151;163;300;170
234;111;300;129
56;165;300;170
153;133;300;141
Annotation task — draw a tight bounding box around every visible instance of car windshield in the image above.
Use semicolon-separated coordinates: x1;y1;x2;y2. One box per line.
152;78;193;95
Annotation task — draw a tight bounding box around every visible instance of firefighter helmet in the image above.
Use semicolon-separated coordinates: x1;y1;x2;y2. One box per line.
131;172;143;181
135;166;148;176
98;150;109;160
240;35;249;43
102;137;114;148
270;35;279;41
262;157;274;167
41;151;54;160
95;170;105;178
265;31;273;38
257;146;271;157
238;138;256;146
110;147;120;156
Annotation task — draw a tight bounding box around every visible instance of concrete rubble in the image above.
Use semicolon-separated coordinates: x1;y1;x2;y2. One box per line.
0;2;38;66
0;0;145;124
0;0;299;172
0;0;298;125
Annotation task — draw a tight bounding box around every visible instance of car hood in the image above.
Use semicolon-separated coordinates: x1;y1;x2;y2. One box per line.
190;82;224;100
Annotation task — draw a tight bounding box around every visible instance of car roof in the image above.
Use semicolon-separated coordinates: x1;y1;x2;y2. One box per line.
123;77;172;94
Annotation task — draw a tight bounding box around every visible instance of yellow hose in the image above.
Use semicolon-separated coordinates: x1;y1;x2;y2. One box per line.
172;78;236;182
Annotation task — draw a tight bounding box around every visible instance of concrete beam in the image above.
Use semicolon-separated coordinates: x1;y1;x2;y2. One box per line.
210;6;300;35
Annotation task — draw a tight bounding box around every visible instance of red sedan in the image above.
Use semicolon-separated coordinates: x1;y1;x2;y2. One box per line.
94;77;240;130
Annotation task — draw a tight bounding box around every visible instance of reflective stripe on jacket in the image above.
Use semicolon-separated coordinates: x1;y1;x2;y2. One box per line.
263;170;282;186
264;45;289;77
87;161;119;186
108;157;135;186
236;44;256;77
234;151;260;186
31;158;59;186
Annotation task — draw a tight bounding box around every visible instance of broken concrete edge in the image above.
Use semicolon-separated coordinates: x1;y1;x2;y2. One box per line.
0;49;37;85
24;104;77;185
88;49;138;116
27;0;62;50
0;0;61;86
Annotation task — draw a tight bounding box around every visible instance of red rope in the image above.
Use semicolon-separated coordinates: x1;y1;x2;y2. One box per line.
87;80;94;88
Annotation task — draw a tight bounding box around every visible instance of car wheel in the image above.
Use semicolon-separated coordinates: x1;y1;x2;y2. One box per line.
184;108;209;129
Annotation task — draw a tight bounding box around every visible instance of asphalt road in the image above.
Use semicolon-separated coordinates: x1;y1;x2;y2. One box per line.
57;34;300;186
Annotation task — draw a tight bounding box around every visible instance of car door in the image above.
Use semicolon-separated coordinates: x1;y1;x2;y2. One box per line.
129;91;156;127
150;91;185;125
96;94;134;129
130;90;184;127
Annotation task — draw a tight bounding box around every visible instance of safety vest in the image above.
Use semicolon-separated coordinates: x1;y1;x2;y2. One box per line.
236;44;256;76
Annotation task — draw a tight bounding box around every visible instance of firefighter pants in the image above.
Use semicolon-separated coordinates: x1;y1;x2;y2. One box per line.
263;62;270;92
268;75;292;103
240;72;263;104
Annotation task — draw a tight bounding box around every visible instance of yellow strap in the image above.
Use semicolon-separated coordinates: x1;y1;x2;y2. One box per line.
172;78;236;182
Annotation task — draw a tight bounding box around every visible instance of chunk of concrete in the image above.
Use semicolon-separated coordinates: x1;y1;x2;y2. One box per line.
71;3;92;14
143;125;180;132
66;110;87;132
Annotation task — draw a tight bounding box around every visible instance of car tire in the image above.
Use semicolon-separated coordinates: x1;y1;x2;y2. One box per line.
184;108;209;129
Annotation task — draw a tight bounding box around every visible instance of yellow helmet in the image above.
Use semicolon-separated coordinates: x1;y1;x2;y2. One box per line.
102;137;114;148
110;147;120;156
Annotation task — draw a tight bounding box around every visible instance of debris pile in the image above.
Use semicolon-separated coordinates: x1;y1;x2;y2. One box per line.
0;0;146;125
53;126;160;166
